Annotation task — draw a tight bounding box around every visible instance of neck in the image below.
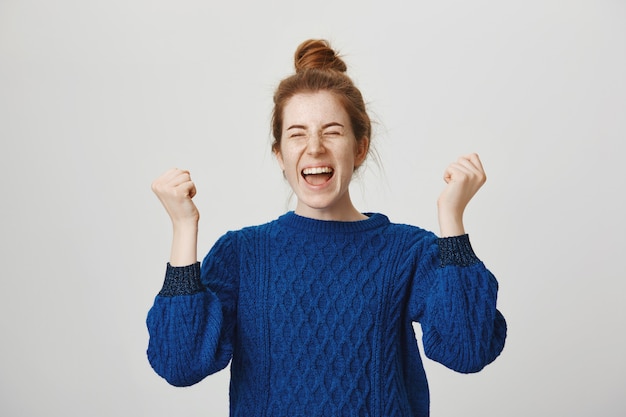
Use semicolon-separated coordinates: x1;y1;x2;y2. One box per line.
294;203;367;222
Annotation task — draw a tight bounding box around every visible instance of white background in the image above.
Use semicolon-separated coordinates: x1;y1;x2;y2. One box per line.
1;1;625;416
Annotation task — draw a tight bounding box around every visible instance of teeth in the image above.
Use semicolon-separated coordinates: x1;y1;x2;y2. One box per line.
302;167;333;175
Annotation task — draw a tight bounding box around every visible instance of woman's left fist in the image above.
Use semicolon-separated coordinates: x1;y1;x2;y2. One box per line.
438;153;487;217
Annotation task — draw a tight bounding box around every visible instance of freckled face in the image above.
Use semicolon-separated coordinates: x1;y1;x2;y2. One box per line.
274;91;368;221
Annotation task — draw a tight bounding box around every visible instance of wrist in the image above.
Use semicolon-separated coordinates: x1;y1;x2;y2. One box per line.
170;221;198;267
437;210;465;237
172;218;199;232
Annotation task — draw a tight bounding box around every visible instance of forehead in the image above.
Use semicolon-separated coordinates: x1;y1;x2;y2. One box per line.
283;91;349;127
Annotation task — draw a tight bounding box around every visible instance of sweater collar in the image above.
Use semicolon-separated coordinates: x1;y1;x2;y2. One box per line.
278;211;389;233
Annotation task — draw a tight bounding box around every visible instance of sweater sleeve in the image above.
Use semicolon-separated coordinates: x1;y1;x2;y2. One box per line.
146;232;239;386
408;234;507;374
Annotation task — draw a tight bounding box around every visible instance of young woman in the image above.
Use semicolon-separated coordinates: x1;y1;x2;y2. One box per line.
147;39;507;417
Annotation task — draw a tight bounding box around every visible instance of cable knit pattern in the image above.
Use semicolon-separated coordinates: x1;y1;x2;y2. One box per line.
147;212;507;416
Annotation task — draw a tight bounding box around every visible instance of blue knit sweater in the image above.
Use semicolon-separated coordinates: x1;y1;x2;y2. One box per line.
147;212;506;416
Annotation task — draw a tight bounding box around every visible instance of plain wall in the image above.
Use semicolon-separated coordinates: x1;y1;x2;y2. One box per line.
1;1;624;416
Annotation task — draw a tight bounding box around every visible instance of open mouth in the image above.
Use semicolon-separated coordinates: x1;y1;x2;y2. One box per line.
302;166;334;186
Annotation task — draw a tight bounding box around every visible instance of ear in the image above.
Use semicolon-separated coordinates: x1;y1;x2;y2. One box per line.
274;147;285;171
354;137;369;168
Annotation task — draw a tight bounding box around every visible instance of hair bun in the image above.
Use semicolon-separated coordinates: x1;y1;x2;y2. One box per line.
294;39;347;73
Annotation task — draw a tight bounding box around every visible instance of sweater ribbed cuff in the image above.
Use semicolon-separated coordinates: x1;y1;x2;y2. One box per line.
158;262;204;297
437;234;480;267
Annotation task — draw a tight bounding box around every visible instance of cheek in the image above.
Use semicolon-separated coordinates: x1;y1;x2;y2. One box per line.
276;149;300;177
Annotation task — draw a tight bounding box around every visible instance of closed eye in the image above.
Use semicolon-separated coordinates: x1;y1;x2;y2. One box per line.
322;122;344;136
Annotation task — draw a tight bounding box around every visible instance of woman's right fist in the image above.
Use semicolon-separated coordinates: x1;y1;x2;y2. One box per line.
151;168;199;224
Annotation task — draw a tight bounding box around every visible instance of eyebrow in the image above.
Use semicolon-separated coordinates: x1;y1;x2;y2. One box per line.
286;122;344;131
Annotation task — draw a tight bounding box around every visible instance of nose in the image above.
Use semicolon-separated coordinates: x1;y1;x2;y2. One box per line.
306;133;326;155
